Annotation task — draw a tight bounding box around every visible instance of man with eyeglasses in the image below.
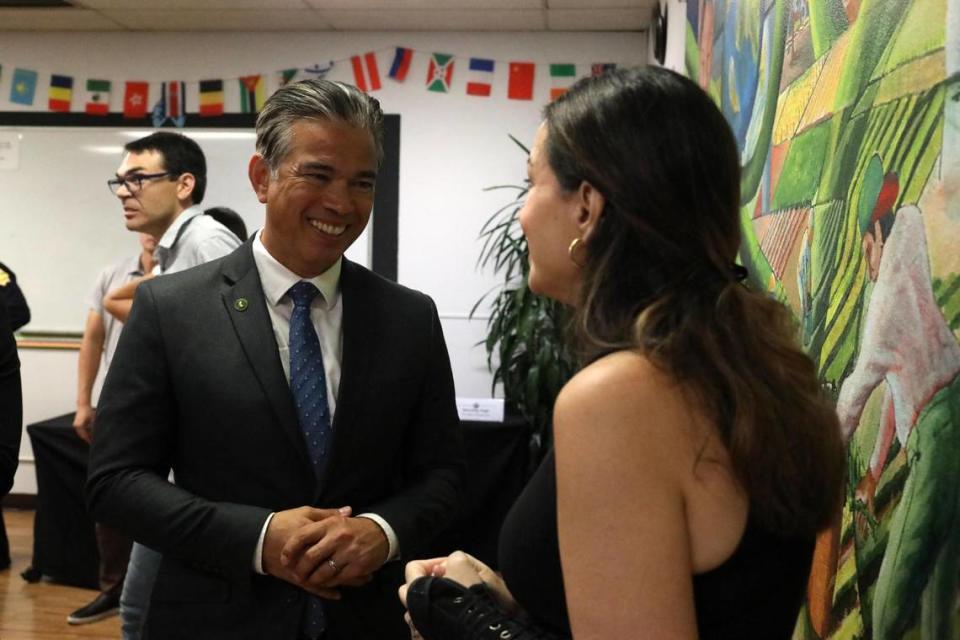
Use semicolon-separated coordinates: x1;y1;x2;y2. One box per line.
99;131;241;639
102;131;241;322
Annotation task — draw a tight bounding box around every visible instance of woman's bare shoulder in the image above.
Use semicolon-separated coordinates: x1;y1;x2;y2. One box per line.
555;350;696;465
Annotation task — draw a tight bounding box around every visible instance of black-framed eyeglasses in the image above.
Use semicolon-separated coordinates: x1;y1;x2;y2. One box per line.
107;172;175;195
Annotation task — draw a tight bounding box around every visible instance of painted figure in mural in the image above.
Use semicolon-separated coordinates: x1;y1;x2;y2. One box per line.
398;66;846;640
836;162;960;639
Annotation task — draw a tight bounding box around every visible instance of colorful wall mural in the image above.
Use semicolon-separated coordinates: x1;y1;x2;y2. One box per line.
686;0;960;638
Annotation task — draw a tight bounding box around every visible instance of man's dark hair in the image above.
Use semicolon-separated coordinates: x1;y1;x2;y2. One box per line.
204;207;248;242
124;132;207;204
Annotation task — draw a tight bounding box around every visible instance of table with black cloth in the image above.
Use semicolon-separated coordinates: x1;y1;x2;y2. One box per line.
23;412;99;588
22;412;531;588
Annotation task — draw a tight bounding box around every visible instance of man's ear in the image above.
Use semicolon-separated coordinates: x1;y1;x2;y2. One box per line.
176;172;197;203
576;181;605;242
248;154;271;204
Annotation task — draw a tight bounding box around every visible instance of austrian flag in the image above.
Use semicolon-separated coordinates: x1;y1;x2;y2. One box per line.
426;53;454;93
466;58;494;97
85;79;111;115
351;52;381;93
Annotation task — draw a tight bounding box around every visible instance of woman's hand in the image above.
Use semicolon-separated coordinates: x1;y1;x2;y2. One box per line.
399;551;518;615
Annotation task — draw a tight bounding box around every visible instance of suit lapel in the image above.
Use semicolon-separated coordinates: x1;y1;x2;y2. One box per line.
322;260;375;488
220;243;312;472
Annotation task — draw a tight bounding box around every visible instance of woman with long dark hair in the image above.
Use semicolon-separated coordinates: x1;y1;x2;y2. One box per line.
400;66;845;639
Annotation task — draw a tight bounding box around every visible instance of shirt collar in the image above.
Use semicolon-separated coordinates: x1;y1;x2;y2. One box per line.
252;229;341;309
156;205;203;251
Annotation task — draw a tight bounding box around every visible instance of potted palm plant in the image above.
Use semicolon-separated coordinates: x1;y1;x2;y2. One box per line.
471;135;577;457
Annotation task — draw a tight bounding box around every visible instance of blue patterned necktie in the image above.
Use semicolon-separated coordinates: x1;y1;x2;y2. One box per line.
286;281;331;639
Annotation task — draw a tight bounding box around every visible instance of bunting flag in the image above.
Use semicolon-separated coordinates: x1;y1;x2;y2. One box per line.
388;47;413;82
549;64;576;100
304;61;334;79
591;63;617;76
351;52;381;92
239;75;266;113
507;62;535;100
199;79;224;116
426;53;454;93
48;74;73;112
152;81;186;127
10;68;38;106
280;68;299;86
466;58;494;97
85;79;111;115
123;81;149;118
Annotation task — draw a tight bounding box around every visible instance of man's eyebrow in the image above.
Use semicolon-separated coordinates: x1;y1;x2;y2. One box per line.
299;162;377;179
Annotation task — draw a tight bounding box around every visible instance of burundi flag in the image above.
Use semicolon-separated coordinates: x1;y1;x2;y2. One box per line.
351;53;381;93
85;79;111;115
426;53;454;93
123;81;149;118
507;62;534;101
10;68;38;106
388;47;413;82
239;75;266;113
152;81;185;127
591;63;616;76
199;79;224;116
466;58;494;97
549;64;575;101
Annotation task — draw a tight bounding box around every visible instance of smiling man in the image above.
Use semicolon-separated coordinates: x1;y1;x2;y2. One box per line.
87;80;464;640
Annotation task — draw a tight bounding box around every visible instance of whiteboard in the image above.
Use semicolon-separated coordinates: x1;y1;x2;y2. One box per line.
0;126;371;333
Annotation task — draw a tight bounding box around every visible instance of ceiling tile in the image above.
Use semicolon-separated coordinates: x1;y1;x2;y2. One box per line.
547;8;647;30
321;8;546;30
305;0;542;8
99;9;332;30
547;0;652;7
76;0;309;7
0;7;123;29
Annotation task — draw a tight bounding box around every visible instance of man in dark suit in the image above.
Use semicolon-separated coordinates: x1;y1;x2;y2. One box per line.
87;79;464;639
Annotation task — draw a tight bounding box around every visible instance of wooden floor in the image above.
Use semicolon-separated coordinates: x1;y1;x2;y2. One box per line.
0;509;121;639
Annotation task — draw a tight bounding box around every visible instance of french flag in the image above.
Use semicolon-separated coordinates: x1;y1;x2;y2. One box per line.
466;57;494;97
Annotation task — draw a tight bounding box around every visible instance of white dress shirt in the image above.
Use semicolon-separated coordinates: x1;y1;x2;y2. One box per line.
250;230;398;573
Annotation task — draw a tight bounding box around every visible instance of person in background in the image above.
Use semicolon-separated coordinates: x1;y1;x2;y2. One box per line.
100;131;242;639
0;289;23;571
66;233;156;625
400;66;846;640
102;132;241;323
0;261;30;332
204;206;249;242
87;79;463;639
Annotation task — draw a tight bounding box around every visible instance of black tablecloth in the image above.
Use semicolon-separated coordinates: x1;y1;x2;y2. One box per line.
23;413;530;587
25;412;100;588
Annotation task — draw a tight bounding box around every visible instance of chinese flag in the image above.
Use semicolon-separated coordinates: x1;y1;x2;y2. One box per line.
123;81;149;118
508;62;535;100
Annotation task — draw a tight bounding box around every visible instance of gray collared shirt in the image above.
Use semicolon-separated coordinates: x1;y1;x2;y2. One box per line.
153;205;242;274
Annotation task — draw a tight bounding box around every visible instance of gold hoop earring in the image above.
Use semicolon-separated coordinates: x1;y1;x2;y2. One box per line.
568;237;585;267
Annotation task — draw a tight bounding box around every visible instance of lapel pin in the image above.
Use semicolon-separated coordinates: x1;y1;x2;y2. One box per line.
234;298;249;312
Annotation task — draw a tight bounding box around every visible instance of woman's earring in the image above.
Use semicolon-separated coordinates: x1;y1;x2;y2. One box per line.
568;237;585;267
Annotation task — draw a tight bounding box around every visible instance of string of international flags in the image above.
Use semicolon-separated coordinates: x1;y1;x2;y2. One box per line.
0;46;617;126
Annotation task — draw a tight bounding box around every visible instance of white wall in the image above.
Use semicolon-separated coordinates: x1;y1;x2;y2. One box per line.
2;29;647;494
